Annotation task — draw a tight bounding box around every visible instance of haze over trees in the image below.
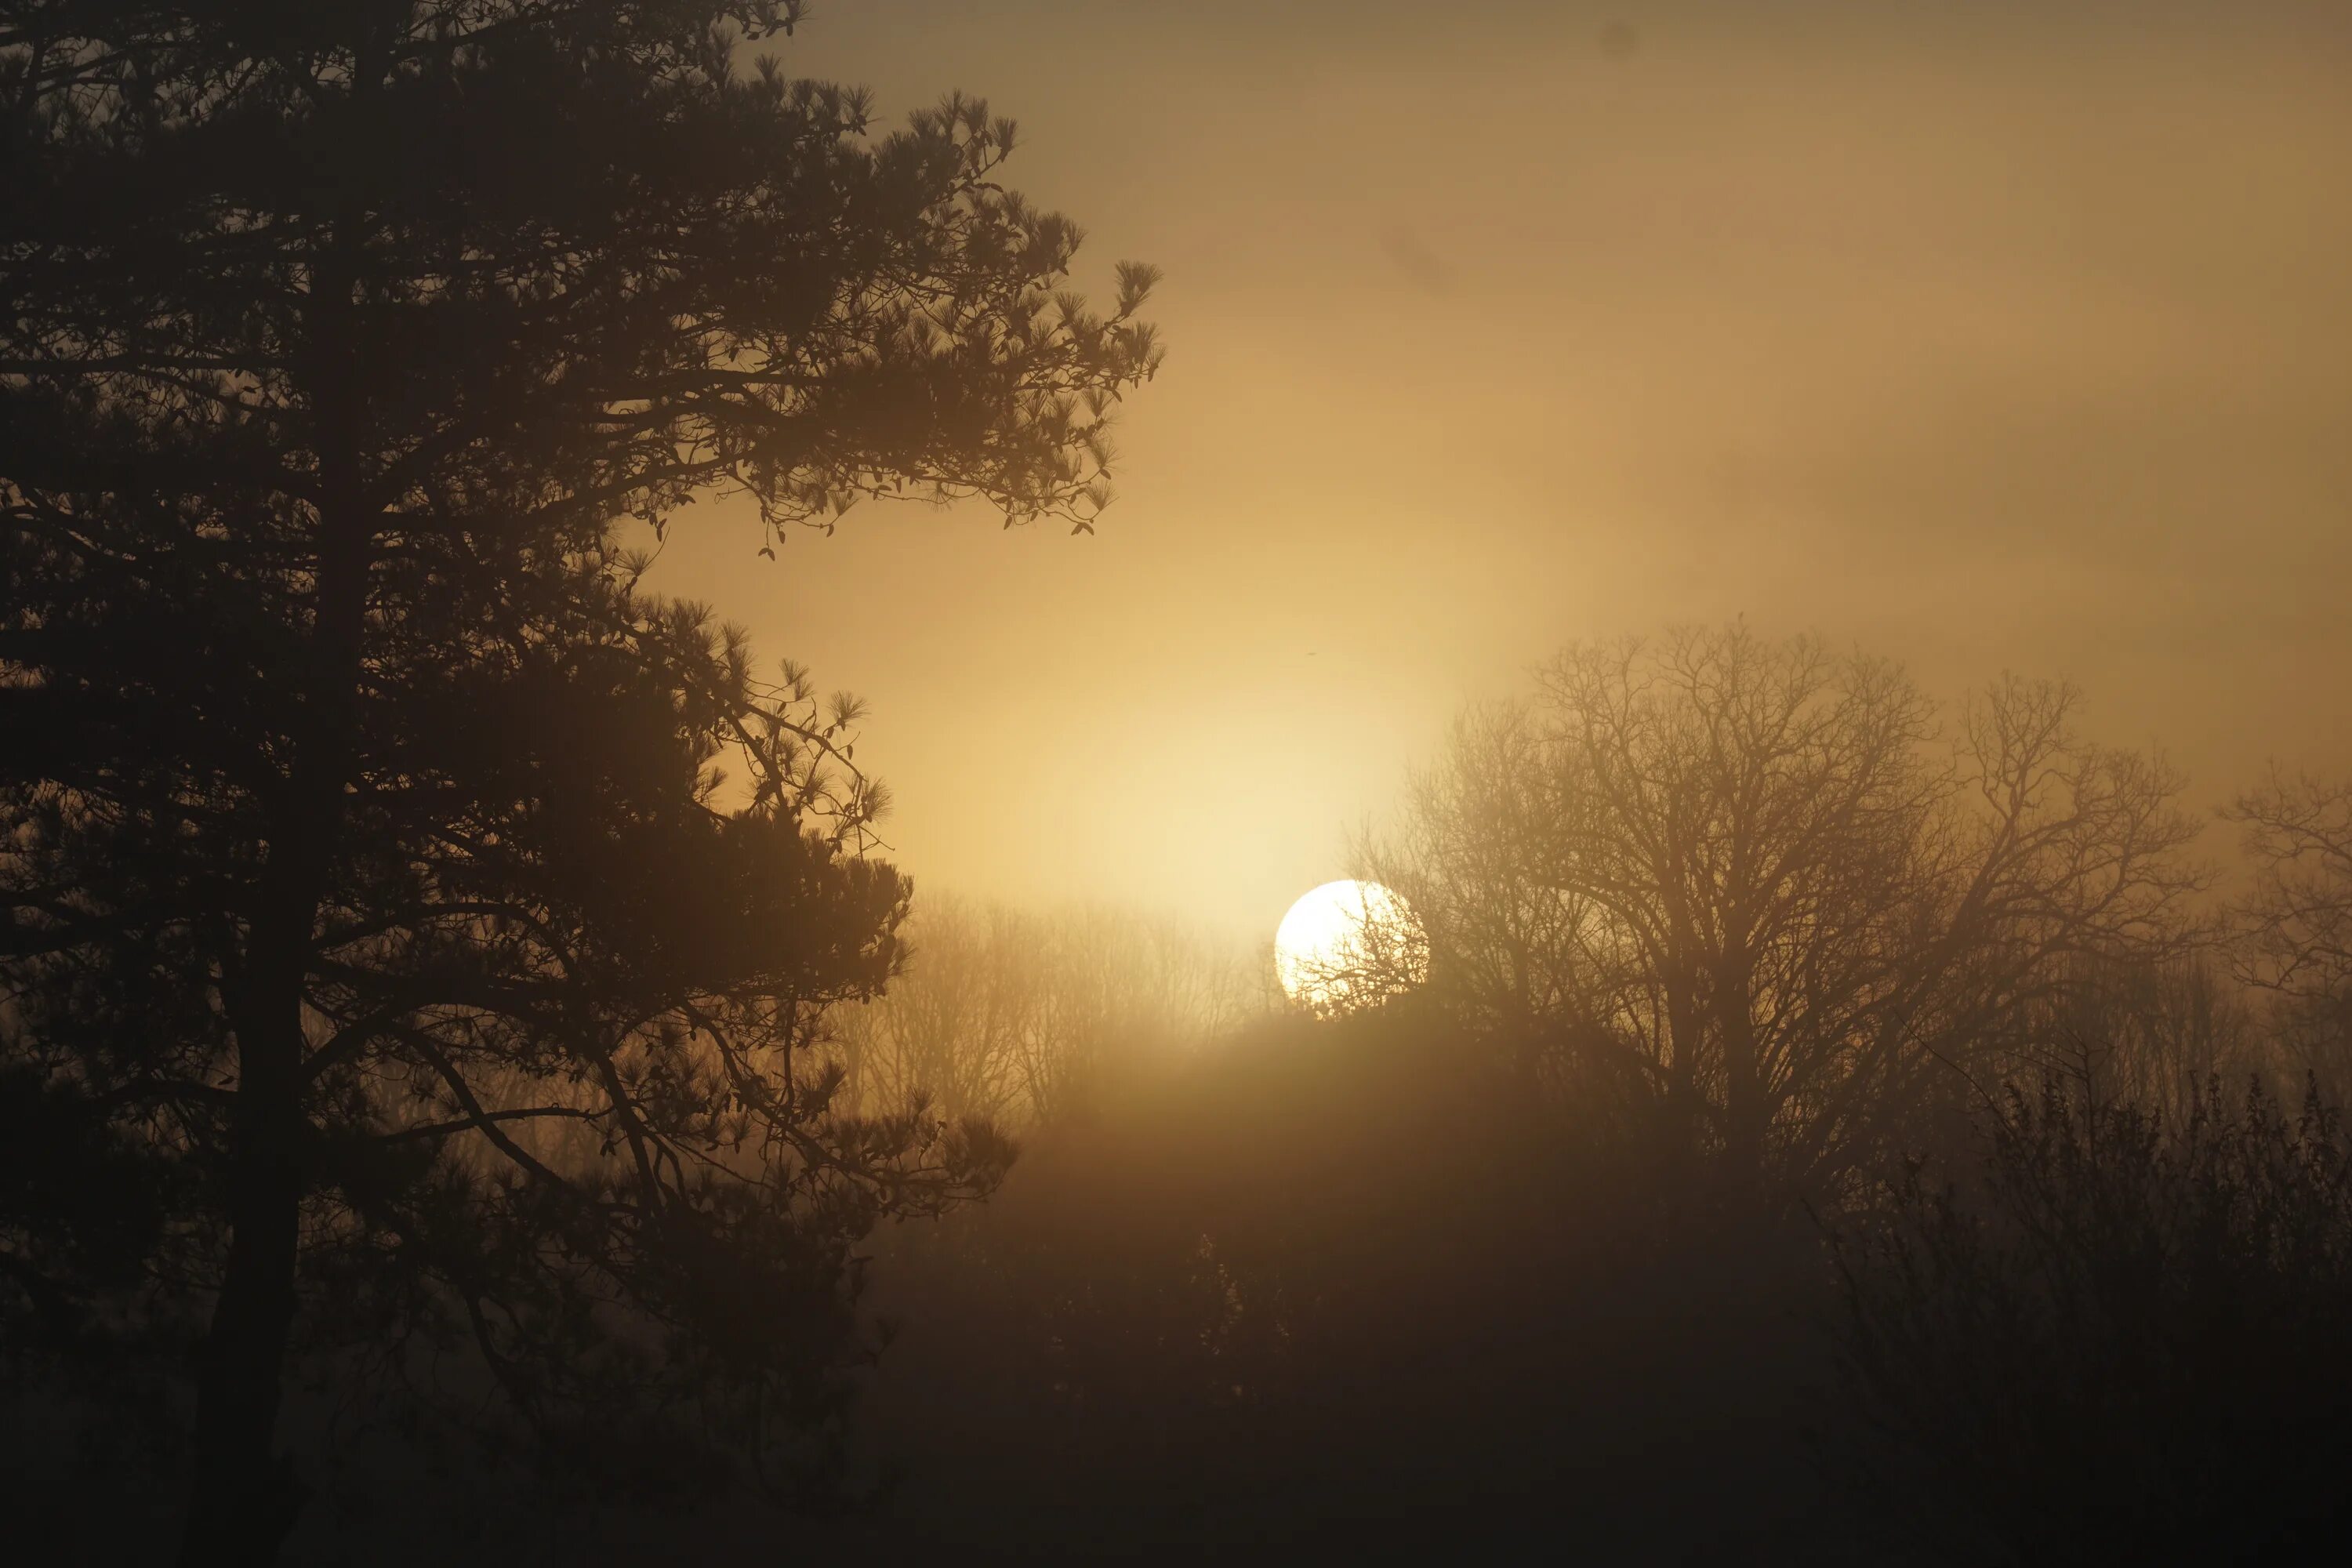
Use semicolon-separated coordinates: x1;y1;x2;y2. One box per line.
1;1;1155;1559
1828;1073;2352;1563
825;895;1254;1128
2;3;2347;1564
827;639;2352;1559
2227;771;2352;1094
1362;626;2208;1194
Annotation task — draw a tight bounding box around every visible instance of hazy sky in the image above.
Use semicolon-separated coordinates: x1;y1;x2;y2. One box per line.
648;1;2352;942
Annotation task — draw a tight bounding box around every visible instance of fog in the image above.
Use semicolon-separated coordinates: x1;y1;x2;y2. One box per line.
9;4;2352;1560
648;0;2352;941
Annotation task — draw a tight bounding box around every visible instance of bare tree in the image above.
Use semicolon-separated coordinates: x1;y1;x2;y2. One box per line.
828;898;1252;1128
828;897;1037;1124
2007;953;2263;1120
1366;626;2208;1192
2227;770;2352;1091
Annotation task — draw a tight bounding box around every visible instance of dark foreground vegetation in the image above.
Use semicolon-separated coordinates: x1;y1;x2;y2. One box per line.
7;4;2352;1563
797;636;2352;1563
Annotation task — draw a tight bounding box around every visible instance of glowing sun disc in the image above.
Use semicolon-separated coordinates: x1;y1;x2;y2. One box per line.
1275;879;1427;1011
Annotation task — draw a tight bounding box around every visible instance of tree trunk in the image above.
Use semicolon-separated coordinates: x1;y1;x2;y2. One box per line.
1718;953;1766;1200
178;947;310;1565
177;674;363;1561
178;245;371;1560
177;616;365;1560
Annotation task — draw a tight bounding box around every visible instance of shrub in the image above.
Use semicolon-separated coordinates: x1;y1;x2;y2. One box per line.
1828;1074;2352;1563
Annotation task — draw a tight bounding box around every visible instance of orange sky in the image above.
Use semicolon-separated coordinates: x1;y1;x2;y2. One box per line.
648;1;2352;942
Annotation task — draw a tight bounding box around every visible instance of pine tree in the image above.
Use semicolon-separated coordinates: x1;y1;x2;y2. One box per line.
0;3;1159;1557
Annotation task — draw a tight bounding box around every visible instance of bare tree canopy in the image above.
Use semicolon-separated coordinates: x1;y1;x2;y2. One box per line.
2228;771;2352;1089
826;895;1253;1129
1366;626;2209;1191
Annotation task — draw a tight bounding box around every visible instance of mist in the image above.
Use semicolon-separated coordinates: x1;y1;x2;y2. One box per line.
5;2;2351;1563
649;0;2352;941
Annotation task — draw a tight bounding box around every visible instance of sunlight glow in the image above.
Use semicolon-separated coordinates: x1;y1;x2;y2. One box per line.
1274;880;1428;1014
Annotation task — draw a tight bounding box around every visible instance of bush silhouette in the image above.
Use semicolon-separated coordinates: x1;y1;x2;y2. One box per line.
1828;1074;2352;1563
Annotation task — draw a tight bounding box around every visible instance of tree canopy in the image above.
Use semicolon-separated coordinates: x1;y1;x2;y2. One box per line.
1364;626;2207;1192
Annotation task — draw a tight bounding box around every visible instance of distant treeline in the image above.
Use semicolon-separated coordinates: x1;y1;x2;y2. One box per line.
822;895;1260;1130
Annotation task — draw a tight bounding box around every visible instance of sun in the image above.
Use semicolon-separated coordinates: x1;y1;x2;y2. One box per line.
1275;880;1428;1013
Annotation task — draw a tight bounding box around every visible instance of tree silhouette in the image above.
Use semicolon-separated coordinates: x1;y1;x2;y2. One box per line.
2228;770;2352;1094
0;2;1157;1559
1827;1073;2352;1561
1365;626;2207;1196
827;896;1250;1128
